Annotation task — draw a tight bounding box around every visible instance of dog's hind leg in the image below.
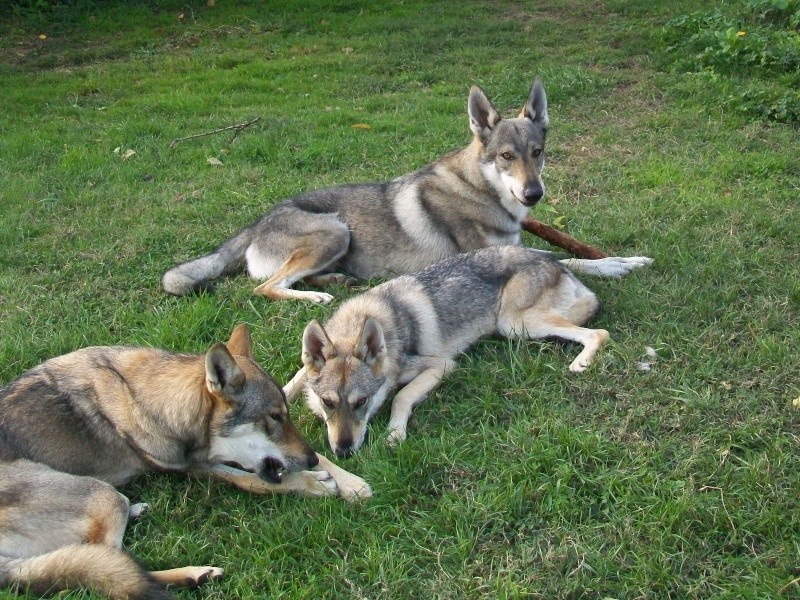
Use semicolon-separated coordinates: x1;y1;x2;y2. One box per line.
252;231;350;304
499;306;609;372
513;312;609;372
149;566;224;589
498;271;609;372
67;484;223;592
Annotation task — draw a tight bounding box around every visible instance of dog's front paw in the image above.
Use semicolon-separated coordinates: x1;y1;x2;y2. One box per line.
300;469;339;497
385;426;407;447
598;256;653;277
334;472;373;502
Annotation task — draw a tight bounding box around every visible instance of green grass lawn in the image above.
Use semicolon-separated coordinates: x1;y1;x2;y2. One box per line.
1;0;798;598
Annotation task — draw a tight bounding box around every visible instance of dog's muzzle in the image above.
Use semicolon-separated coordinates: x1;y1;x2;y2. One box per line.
258;456;287;483
520;184;544;206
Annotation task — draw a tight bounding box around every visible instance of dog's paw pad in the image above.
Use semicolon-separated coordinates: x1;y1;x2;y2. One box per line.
129;503;150;519
187;566;224;587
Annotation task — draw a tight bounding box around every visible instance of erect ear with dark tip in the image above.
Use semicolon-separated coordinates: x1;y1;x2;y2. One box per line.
468;85;501;142
519;77;549;127
356;318;386;367
302;320;334;371
226;323;253;360
205;343;245;397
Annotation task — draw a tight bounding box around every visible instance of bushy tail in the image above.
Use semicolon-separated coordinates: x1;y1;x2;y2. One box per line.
161;226;256;296
0;545;170;600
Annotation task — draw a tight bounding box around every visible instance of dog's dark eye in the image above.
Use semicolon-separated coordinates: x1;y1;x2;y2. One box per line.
269;412;283;422
500;151;513;160
321;396;335;409
353;396;368;409
532;148;542;158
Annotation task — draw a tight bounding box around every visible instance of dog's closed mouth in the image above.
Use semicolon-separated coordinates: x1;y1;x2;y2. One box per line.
222;461;254;473
515;193;539;207
259;457;287;484
222;460;287;483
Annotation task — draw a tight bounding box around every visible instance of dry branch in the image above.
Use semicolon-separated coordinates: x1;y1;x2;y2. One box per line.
169;117;261;149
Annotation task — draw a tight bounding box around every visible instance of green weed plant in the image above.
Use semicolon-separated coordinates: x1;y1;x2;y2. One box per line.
664;0;800;122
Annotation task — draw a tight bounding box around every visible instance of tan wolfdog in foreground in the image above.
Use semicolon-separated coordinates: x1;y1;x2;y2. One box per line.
0;324;370;599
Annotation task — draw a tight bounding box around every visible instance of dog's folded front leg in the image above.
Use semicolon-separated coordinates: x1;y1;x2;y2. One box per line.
386;358;455;446
558;256;654;277
202;464;338;497
282;366;307;402
314;453;372;501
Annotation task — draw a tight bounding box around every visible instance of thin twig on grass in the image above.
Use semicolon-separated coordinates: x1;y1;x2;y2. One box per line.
169;117;261;149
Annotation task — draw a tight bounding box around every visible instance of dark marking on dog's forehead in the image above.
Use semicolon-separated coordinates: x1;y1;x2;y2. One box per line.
313;355;385;403
222;361;286;427
485;118;545;156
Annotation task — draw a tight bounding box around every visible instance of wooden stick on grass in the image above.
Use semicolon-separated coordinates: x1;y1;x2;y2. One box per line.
521;217;608;259
169;117;261;149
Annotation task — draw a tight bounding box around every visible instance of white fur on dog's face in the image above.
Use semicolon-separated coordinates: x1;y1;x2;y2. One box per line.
208;423;285;473
480;161;531;221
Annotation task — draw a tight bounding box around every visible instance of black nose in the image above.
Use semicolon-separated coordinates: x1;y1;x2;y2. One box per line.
523;185;543;204
307;451;319;468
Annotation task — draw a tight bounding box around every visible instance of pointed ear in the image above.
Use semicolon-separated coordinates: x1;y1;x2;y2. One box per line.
205;343;245;396
226;323;253;360
468;85;501;142
302;320;334;371
519;77;548;127
356;318;386;367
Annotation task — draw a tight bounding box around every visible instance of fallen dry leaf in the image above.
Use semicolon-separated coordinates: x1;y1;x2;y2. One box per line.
207;157;224;166
352;123;372;130
122;149;136;160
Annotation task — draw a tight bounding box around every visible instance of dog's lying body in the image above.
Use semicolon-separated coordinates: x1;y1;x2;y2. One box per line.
284;246;609;457
0;325;370;599
162;78;651;304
